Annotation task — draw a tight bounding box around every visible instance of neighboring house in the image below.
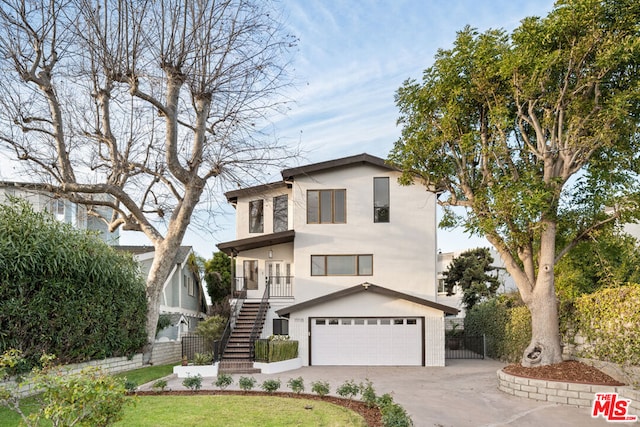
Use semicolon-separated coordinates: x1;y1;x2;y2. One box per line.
0;181;119;245
217;153;458;367
436;249;517;318
116;246;208;341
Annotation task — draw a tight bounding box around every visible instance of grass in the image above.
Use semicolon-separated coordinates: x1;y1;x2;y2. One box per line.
114;395;367;427
113;363;176;386
0;363;176;427
1;364;366;427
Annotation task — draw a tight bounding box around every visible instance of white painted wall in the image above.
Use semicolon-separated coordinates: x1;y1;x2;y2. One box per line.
290;164;438;302
286;291;445;366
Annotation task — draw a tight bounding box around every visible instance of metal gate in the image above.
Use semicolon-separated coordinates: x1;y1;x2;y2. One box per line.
445;334;485;359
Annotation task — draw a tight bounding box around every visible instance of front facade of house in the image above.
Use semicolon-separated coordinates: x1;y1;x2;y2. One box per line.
218;154;457;367
116;246;208;340
0;181;120;245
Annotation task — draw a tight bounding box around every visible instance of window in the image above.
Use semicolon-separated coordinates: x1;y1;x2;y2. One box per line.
187;276;194;296
243;260;258;290
307;189;346;223
273;195;288;233
438;278;450;294
49;199;65;216
311;255;373;276
249;200;264;233
373;177;389;223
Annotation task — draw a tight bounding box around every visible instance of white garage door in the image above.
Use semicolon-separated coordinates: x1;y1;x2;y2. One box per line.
310;317;423;366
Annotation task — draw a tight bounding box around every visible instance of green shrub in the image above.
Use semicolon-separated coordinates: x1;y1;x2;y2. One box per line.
152;379;168;391
182;374;202;391
215;373;233;390
193;352;213;365
361;379;377;408
311;380;330;397
336;379;360;400
254;340;299;363
572;284;640;365
261;378;281;394
376;393;414;427
195;315;227;341
156;314;172;336
287;376;304;394
1;351;133;427
124;379;138;392
465;294;530;363
0;199;147;367
238;376;257;392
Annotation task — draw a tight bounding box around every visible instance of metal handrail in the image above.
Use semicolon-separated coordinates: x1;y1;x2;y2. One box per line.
214;294;245;362
249;282;270;360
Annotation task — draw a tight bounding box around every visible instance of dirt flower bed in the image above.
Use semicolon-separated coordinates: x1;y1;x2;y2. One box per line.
503;360;625;386
133;389;382;427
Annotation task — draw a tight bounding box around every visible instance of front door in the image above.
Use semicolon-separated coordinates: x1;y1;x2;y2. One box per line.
266;261;291;297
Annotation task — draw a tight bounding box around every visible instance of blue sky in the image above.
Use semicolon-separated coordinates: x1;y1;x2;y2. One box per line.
0;0;557;258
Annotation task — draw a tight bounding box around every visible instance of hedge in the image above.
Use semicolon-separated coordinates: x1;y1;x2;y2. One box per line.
571;284;640;365
0;199;147;368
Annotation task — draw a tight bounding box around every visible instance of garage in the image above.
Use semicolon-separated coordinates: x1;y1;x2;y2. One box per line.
310;317;423;366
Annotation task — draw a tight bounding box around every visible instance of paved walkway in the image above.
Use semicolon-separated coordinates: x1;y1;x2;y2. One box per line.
141;360;616;426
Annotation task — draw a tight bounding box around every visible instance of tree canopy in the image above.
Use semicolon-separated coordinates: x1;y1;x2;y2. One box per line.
444;248;500;311
204;251;232;304
391;0;640;366
0;0;296;361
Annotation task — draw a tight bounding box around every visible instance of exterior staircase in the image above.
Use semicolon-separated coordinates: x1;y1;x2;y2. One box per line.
218;301;267;374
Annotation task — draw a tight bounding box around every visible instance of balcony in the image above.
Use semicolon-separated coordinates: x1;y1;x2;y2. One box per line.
233;276;294;299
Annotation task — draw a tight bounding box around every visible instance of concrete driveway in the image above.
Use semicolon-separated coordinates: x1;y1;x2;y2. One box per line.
147;359;616;426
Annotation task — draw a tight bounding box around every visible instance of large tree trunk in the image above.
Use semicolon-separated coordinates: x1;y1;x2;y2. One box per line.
522;284;563;367
521;220;563;367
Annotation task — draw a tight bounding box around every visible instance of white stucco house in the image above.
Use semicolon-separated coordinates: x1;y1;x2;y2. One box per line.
217;153;458;367
115;246;208;341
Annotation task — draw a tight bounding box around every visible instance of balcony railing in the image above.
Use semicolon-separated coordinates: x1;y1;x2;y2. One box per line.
266;276;293;298
231;276;293;298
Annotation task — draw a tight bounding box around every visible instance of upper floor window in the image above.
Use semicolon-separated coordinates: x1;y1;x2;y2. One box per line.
373;177;389;223
249;200;264;233
273;195;288;233
311;254;373;276
307;189;346;224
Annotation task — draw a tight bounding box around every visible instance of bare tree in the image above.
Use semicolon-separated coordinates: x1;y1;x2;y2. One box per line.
0;0;296;362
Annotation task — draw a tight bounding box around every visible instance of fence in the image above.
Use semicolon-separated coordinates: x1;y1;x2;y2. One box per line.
181;335;214;361
445;334;485;360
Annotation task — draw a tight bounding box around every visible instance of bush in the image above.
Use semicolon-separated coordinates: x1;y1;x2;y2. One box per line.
152;379;168;391
261;378;281;394
572;284;640;365
238;376;257;392
465;294;530;363
336;379;360;400
215;373;233;390
361;379;377;408
1;351;133;427
182;374;202;391
311;380;330;397
254;340;298;363
124;379;138;392
0;199;147;367
287;376;304;394
193;352;213;365
195;315;227;341
376;393;414;427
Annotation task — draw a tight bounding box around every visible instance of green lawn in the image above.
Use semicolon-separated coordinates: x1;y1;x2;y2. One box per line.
0;395;366;427
114;395;367;427
0;364;366;427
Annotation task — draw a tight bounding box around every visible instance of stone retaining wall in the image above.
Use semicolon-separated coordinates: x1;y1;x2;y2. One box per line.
498;369;640;416
151;341;182;366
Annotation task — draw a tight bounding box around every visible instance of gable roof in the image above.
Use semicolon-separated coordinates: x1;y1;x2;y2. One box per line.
276;282;459;317
281;153;397;181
